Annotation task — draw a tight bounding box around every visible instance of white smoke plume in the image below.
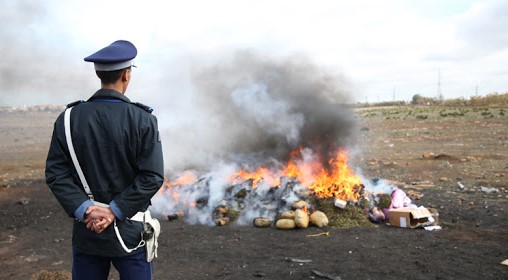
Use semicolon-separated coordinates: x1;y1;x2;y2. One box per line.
160;50;359;173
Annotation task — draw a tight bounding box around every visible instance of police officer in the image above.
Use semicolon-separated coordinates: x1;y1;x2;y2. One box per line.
45;40;164;280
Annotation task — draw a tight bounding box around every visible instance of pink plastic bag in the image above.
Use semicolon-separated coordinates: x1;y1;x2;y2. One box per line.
390;188;411;208
382;188;412;221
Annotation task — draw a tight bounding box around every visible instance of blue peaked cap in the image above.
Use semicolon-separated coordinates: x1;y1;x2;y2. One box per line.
84;40;137;71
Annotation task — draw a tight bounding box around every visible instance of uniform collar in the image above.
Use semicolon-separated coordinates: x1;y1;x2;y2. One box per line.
88;88;132;103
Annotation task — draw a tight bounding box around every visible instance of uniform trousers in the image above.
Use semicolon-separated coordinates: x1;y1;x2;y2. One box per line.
72;248;152;280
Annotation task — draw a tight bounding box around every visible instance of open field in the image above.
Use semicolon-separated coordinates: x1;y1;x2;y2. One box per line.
0;105;507;279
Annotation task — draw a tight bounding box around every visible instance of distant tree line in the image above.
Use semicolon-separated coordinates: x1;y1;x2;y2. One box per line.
357;92;508;107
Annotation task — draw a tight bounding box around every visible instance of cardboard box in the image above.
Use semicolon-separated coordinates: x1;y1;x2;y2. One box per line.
388;207;434;228
428;208;439;225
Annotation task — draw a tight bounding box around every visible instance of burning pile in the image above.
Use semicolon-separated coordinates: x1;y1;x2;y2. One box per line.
150;53;439;230
150;53;442;229
152;148;373;228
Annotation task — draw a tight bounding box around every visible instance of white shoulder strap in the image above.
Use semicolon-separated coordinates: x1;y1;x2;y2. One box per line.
64;107;95;200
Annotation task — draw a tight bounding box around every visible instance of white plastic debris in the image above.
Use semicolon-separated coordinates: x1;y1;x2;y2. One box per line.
424;225;442;231
480;186;499;193
334;199;347;209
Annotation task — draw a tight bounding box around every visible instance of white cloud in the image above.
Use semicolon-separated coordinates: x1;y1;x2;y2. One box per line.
456;0;508;53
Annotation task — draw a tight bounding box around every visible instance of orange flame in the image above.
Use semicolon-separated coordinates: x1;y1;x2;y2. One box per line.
159;171;198;206
227;147;364;201
165;171;197;188
307;149;363;201
228;167;281;188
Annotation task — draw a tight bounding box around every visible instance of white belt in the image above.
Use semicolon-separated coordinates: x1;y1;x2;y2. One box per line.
130;211;146;222
114;210;151;253
92;201;149;253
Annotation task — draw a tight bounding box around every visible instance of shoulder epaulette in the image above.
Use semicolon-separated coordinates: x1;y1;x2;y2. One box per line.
132;102;153;113
66;100;86;108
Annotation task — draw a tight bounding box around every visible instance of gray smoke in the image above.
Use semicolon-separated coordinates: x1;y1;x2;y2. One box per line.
161;50;359;172
0;1;91;106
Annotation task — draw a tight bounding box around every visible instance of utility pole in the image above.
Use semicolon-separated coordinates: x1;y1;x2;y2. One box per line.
437;69;443;103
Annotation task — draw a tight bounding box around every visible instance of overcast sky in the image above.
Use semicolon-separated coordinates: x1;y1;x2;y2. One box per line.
1;0;507;108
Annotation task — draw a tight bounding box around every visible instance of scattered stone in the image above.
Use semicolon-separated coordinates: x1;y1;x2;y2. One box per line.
501;259;508;266
422;152;435;158
19;197;30;205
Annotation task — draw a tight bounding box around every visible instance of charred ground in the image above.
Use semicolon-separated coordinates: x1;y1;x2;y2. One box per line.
0;106;507;279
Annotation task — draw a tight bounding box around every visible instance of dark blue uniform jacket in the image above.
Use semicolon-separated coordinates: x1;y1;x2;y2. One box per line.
45;89;164;257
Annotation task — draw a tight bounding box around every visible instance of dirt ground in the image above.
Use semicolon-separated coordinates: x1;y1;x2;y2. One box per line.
0;106;507;280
